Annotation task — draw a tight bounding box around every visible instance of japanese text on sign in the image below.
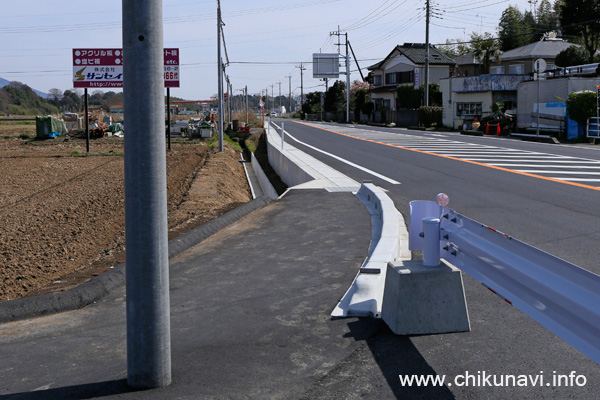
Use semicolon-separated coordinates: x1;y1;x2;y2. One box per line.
73;48;179;88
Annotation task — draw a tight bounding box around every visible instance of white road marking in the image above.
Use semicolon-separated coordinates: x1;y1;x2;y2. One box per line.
276;124;401;185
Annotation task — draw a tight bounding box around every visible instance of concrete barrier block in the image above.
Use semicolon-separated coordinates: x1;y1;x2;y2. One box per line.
382;259;470;335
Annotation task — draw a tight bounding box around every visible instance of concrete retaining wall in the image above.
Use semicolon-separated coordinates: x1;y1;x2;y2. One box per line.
251;152;279;200
265;123;315;187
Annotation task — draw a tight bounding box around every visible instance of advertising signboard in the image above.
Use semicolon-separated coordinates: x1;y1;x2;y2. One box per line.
163;48;180;88
73;48;179;88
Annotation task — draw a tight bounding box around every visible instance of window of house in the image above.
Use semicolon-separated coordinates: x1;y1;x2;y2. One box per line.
456;103;482;117
385;73;397;84
509;64;524;74
491;66;504;75
383;100;391;109
373;75;382;86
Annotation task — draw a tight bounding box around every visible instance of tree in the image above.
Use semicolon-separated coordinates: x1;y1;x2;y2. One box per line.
438;38;471;59
350;80;371;121
470;32;501;73
304;91;323;113
396;84;422;109
560;0;600;62
61;90;83;112
537;0;560;32
498;6;533;51
566;90;596;132
353;88;368;122
349;80;371;97
554;45;588;67
48;88;63;101
324;80;346;112
396;82;441;109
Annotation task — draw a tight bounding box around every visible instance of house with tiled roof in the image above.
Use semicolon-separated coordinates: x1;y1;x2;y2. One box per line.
492;36;576;75
367;43;456;113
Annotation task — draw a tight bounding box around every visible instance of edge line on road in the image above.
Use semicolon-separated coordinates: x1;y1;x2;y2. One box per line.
273;122;400;185
294;121;600;192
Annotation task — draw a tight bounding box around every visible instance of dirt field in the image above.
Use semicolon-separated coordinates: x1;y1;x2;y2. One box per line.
0;126;252;301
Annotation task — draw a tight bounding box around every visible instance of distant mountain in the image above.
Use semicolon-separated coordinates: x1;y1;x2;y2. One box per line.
0;76;49;99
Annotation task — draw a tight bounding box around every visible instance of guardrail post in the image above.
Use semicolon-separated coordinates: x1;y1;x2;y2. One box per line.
281;122;285;150
423;217;440;267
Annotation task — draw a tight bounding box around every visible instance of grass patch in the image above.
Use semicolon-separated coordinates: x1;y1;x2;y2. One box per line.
204;133;242;152
224;134;242;152
245;140;257;153
70;150;84;157
19;133;32;140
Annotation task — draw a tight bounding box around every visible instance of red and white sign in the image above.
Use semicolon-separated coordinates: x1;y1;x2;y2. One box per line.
73;48;179;88
163;48;180;88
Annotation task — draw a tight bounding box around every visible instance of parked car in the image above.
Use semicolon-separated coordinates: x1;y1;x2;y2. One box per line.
270;111;277;118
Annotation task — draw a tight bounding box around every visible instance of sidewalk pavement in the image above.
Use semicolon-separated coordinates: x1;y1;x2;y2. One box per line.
0;188;448;399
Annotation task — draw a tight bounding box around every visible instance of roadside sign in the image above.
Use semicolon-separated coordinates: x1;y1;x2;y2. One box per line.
313;53;340;79
73;48;179;88
414;68;420;90
164;48;180;88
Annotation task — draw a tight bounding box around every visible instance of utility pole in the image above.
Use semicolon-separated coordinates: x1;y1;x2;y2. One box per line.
296;64;306;108
330;27;351;122
425;0;430;107
245;85;248;124
345;32;350;123
228;79;232;127
123;0;171;389
217;0;224;152
278;81;281;113
286;75;292;113
271;84;274;111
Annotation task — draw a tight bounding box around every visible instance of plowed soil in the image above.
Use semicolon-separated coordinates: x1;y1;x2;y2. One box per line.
0;134;251;301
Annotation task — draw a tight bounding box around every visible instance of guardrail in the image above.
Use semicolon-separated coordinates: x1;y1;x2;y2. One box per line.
410;200;600;364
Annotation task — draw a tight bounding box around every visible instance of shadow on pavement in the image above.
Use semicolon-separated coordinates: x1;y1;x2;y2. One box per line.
346;318;455;399
0;379;136;400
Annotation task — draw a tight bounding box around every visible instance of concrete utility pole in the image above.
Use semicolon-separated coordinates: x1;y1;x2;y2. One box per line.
330;27;351;122
265;86;269;112
217;0;224;152
123;0;171;389
278;81;281;112
425;0;430;107
286;75;292;112
345;32;350;123
296;63;306;108
227;78;232;127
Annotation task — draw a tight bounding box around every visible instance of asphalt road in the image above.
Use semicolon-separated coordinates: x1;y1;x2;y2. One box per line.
271;119;600;398
276;120;600;273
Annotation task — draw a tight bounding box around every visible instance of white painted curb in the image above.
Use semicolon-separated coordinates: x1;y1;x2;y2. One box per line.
331;182;410;318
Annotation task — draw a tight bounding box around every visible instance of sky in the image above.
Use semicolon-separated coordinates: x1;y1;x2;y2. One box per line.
2;0;539;101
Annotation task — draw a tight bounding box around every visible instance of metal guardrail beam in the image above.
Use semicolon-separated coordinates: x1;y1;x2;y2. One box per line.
410;201;600;364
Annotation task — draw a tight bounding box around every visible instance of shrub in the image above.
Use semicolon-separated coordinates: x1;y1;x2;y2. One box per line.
566;91;597;129
419;106;442;127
